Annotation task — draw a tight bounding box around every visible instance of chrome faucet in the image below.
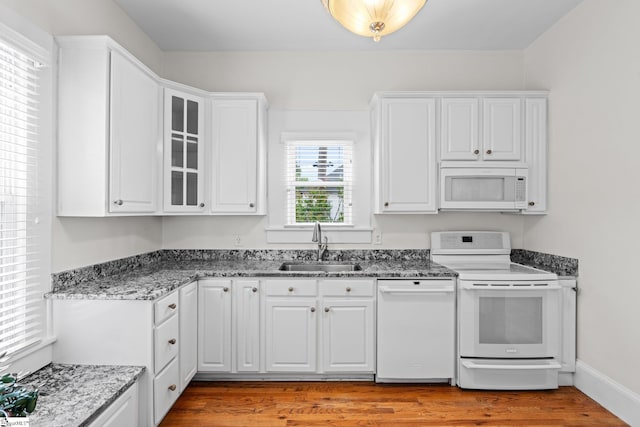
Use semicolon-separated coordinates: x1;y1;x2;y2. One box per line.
311;221;328;261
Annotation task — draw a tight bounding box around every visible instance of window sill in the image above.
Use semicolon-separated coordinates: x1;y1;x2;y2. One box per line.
265;226;373;244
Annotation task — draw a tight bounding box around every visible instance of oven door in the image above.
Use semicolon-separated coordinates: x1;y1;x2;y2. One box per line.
459;280;561;359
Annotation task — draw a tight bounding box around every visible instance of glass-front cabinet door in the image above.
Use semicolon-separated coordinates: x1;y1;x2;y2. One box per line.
164;88;205;212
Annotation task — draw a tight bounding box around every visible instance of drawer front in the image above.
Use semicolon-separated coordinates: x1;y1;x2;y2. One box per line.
320;280;374;297
155;291;179;326
265;280;317;297
155;313;179;374
154;357;180;425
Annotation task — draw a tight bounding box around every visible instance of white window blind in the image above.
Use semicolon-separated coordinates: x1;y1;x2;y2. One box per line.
285;140;353;225
0;38;43;359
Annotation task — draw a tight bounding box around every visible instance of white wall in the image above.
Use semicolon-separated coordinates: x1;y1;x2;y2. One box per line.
524;0;640;394
0;0;165;271
161;50;527;250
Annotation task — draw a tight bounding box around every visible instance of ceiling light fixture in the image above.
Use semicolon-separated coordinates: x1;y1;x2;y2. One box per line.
321;0;427;42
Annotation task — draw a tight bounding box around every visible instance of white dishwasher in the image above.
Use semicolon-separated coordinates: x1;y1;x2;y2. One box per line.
376;279;455;383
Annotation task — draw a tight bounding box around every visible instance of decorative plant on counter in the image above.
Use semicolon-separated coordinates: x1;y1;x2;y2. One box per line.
0;373;38;418
0;351;38;419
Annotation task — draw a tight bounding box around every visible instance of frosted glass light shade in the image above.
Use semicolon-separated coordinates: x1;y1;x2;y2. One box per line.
321;0;427;42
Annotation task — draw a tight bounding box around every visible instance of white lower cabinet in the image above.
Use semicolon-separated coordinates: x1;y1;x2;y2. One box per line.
262;279;375;374
265;297;318;372
234;279;261;372
321;280;375;373
198;279;232;372
88;381;139;427
179;282;198;390
52;283;194;426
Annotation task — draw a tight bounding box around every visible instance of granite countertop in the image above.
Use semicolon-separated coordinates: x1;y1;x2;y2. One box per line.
46;259;456;301
20;364;144;427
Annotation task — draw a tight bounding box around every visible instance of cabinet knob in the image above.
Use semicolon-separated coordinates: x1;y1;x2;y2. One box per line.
310;307;316;313
413;281;420;285
384;202;389;207
346;287;351;292
324;307;330;312
199;202;205;208
168;338;176;345
486;149;492;155
168;384;177;392
528;201;535;206
114;199;123;206
223;287;229;292
168;303;177;310
288;287;294;292
473;149;480;155
249;202;255;208
252;287;258;293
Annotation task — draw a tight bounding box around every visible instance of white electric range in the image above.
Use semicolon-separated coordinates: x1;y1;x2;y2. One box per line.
431;231;562;390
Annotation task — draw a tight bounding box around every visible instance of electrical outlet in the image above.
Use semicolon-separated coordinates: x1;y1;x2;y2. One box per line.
234;235;242;247
374;232;382;245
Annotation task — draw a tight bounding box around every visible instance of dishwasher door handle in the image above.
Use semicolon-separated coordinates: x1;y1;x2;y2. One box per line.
379;287;454;294
461;360;562;370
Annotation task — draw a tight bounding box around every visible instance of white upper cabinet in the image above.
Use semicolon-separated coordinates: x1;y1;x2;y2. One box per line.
210;95;267;214
440;97;522;162
372;95;438;214
57;36;161;216
109;51;159;213
163;88;206;213
524;98;548;213
482;98;522;161
440;98;480;161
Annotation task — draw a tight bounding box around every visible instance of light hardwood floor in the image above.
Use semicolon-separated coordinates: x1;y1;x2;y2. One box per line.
159;381;627;426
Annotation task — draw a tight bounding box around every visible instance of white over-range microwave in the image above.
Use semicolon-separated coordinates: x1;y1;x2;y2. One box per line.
440;167;528;211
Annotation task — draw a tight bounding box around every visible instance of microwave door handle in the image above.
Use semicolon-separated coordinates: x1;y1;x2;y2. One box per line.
461;361;562;370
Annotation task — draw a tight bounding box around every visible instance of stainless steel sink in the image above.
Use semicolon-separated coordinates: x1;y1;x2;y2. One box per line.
278;262;362;272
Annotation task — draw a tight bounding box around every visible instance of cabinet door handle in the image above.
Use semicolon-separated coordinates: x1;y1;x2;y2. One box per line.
168;303;177;310
486;149;492;154
249;202;255;208
384;202;389;207
473;149;480;155
168;338;176;345
199;202;205;208
252;287;258;293
223;287;229;292
114;199;123;206
310;307;316;313
528;201;535;206
346;287;351;292
168;384;177;391
324;307;330;312
288;287;294;292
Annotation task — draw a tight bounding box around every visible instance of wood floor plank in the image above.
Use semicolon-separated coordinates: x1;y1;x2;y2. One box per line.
159;381;627;427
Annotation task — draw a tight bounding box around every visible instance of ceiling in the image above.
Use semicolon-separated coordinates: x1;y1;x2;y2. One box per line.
114;0;584;51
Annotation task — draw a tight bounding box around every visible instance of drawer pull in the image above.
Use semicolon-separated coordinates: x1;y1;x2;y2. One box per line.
168;303;177;310
168;338;177;345
168;384;177;391
346;287;351;292
413;281;420;285
288;287;294;292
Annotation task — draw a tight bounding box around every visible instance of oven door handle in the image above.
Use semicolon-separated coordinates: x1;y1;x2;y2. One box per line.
461;360;562;370
379;287;454;294
460;283;562;291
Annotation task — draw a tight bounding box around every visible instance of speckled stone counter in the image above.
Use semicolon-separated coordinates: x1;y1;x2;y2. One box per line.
511;249;579;277
47;250;456;301
20;364;144;427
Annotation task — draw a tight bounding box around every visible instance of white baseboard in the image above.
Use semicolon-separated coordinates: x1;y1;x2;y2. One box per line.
575;360;640;426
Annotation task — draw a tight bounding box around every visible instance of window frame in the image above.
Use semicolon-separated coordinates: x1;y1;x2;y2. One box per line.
285;139;353;226
0;13;54;376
